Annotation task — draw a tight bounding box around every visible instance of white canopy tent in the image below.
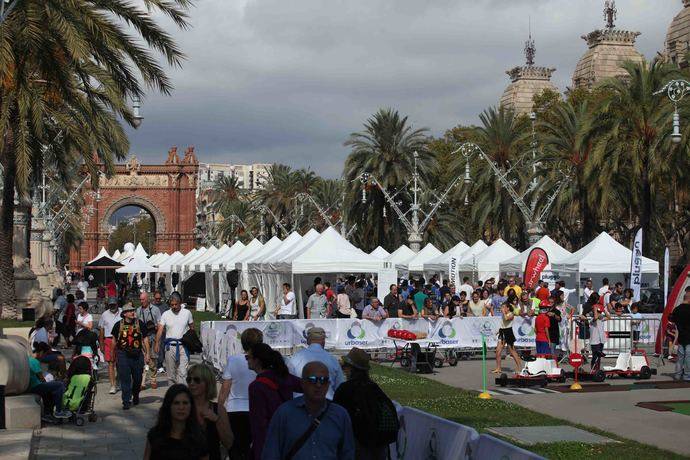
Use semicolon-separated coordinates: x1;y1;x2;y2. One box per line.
112;249;121;260
551;232;659;299
115;242;135;262
245;232;304;305
457;239;519;282
423;241;470;273
499;235;572;277
116;255;158;274
155;251;183;270
370;246;390;259
173;248;202;273
87;247;112;265
191;245;222;272
212;241;246;271
210;239;263;310
181;246;218;281
199;244;230;271
400;244;442;273
386;245;416;268
236;236;282;293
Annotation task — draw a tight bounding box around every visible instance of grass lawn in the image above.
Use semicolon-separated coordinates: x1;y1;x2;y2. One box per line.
192;310;223;331
0;319;34;329
369;364;687;460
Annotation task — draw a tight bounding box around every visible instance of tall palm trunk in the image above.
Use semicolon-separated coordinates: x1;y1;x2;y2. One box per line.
641;165;652;256
0;133;18;319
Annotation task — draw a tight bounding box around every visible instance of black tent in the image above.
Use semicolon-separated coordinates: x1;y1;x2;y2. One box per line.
83;256;123;286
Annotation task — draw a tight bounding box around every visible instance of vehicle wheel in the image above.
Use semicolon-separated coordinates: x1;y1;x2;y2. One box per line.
498;373;508;387
540;379;548;388
593;370;606;383
434;357;444;368
448;355;459;367
640;366;652;380
88;413;97;423
75;416;85;427
400;357;411;369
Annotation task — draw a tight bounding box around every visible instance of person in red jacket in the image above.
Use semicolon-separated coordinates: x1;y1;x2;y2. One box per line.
534;308;551;356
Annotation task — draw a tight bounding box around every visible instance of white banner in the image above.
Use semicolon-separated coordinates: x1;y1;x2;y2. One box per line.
291;319;338;349
391;406;479;460
335;318;383;349
448;256;460;288
630;228;643;302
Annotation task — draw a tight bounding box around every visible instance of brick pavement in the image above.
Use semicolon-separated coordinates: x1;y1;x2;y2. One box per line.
32;372;171;459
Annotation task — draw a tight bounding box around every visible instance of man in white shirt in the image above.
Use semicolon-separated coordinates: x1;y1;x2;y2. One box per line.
288;327;344;400
598;278;610;297
459;277;474;299
218;328;263;459
98;300;122;394
276;283;297;319
154;292;194;384
583;278;594;304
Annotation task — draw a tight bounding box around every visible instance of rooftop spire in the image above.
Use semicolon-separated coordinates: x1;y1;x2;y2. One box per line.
524;17;535;66
604;0;617;29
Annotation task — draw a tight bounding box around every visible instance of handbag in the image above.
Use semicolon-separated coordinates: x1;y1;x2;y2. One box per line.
181;328;203;354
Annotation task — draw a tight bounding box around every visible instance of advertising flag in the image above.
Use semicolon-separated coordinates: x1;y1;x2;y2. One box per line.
448;256;459;288
630;228;643;302
523;247;549;290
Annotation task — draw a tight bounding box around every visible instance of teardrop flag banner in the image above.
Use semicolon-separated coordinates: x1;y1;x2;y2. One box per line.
523;247;549;291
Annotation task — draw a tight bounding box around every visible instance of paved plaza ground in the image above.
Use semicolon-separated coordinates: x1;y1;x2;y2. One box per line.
422;355;690;457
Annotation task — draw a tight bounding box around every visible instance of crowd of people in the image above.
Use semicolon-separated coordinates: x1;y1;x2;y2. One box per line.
24;268;690;459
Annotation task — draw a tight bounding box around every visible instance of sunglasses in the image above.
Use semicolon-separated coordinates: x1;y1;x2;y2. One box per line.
186;376;203;384
303;375;329;385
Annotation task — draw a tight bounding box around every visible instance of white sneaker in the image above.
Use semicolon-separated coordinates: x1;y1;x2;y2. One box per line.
109;386;116;394
158;368;165;374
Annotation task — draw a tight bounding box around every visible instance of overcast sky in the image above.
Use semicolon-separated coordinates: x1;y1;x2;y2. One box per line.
126;0;682;177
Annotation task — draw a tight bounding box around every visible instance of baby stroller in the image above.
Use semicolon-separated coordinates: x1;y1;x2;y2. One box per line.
73;329;100;382
63;354;98;425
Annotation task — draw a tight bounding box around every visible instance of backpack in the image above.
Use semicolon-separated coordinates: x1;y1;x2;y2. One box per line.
348;380;400;447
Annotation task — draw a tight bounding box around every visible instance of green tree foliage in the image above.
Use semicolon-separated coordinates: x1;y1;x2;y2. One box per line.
108;215;155;255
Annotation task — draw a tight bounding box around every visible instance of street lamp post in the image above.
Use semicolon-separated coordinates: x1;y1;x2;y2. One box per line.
459;142;567;245
357;151;463;252
294;192;355;239
654;79;689;144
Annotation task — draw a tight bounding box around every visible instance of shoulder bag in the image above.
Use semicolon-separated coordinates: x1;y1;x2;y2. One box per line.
286;402;330;460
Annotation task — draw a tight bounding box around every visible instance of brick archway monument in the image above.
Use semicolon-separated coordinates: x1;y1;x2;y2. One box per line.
69;147;199;270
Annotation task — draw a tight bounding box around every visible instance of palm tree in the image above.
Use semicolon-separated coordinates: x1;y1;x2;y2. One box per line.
590;59;677;255
210;175;243;216
0;0;190;318
469;106;530;247
253;164;301;236
342;108;430;251
538;100;601;248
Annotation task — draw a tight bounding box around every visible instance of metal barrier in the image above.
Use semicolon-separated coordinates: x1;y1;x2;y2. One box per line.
567;314;662;359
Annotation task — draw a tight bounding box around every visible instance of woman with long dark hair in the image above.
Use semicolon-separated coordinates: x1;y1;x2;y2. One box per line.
145;384;208;460
234;290;250;321
246;343;301;460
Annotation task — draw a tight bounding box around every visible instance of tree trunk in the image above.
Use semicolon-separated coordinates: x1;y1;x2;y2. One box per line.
0;137;18;319
641;166;652;258
580;178;596;247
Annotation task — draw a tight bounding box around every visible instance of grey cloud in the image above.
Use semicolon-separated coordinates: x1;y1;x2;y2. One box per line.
128;0;680;177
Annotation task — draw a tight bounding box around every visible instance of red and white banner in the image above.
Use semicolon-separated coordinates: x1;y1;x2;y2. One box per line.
523;247;549;291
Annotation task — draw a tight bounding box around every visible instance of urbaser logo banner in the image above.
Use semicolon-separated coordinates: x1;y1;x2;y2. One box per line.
523;247;549;290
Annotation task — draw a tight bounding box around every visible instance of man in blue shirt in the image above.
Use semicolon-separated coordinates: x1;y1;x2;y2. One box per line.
262;362;355;460
288;327;345;400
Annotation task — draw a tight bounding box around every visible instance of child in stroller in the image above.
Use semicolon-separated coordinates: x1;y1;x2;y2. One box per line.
62;342;99;425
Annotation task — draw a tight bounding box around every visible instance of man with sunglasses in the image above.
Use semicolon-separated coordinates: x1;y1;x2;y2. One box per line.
288;327;344;400
263;361;354;460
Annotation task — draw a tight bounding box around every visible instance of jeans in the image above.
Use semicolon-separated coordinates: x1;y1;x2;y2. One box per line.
116;350;144;404
164;340;189;385
276;314;297;319
31;381;66;413
675;344;690;381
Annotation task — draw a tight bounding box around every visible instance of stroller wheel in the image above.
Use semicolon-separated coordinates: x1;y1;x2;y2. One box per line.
75;416;85;426
88;413;98;422
448;355;459;366
434;357;444;368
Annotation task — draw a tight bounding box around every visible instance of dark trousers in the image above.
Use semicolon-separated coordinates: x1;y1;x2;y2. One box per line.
116;350;144;404
228;411;251;460
591;343;604;371
31;381;66;413
157;330;166;369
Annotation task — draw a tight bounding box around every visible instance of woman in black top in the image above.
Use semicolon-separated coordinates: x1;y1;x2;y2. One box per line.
234;290;250;321
187;364;233;460
145;384;209;460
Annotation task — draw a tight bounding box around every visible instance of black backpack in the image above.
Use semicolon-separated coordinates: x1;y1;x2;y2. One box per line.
348;380;400;447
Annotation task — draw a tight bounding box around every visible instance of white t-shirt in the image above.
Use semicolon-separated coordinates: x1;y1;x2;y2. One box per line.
222;355;256;413
76;313;93;335
583;287;594;302
278;291;296;316
459;283;474;299
598;285;610;296
98;309;122;338
159;308;193;339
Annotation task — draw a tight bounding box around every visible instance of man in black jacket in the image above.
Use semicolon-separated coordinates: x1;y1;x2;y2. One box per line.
671;292;690;382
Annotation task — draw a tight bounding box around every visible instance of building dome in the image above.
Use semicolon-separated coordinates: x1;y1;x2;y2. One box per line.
572;29;643;89
500;34;558;115
572;2;644;89
665;0;690;66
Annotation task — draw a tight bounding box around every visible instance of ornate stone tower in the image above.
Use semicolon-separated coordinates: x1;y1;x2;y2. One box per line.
572;0;644;89
500;30;557;115
664;0;690;67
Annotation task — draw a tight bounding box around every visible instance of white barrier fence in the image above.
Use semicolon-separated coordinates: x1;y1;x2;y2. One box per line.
390;406;544;460
202;314;662;371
